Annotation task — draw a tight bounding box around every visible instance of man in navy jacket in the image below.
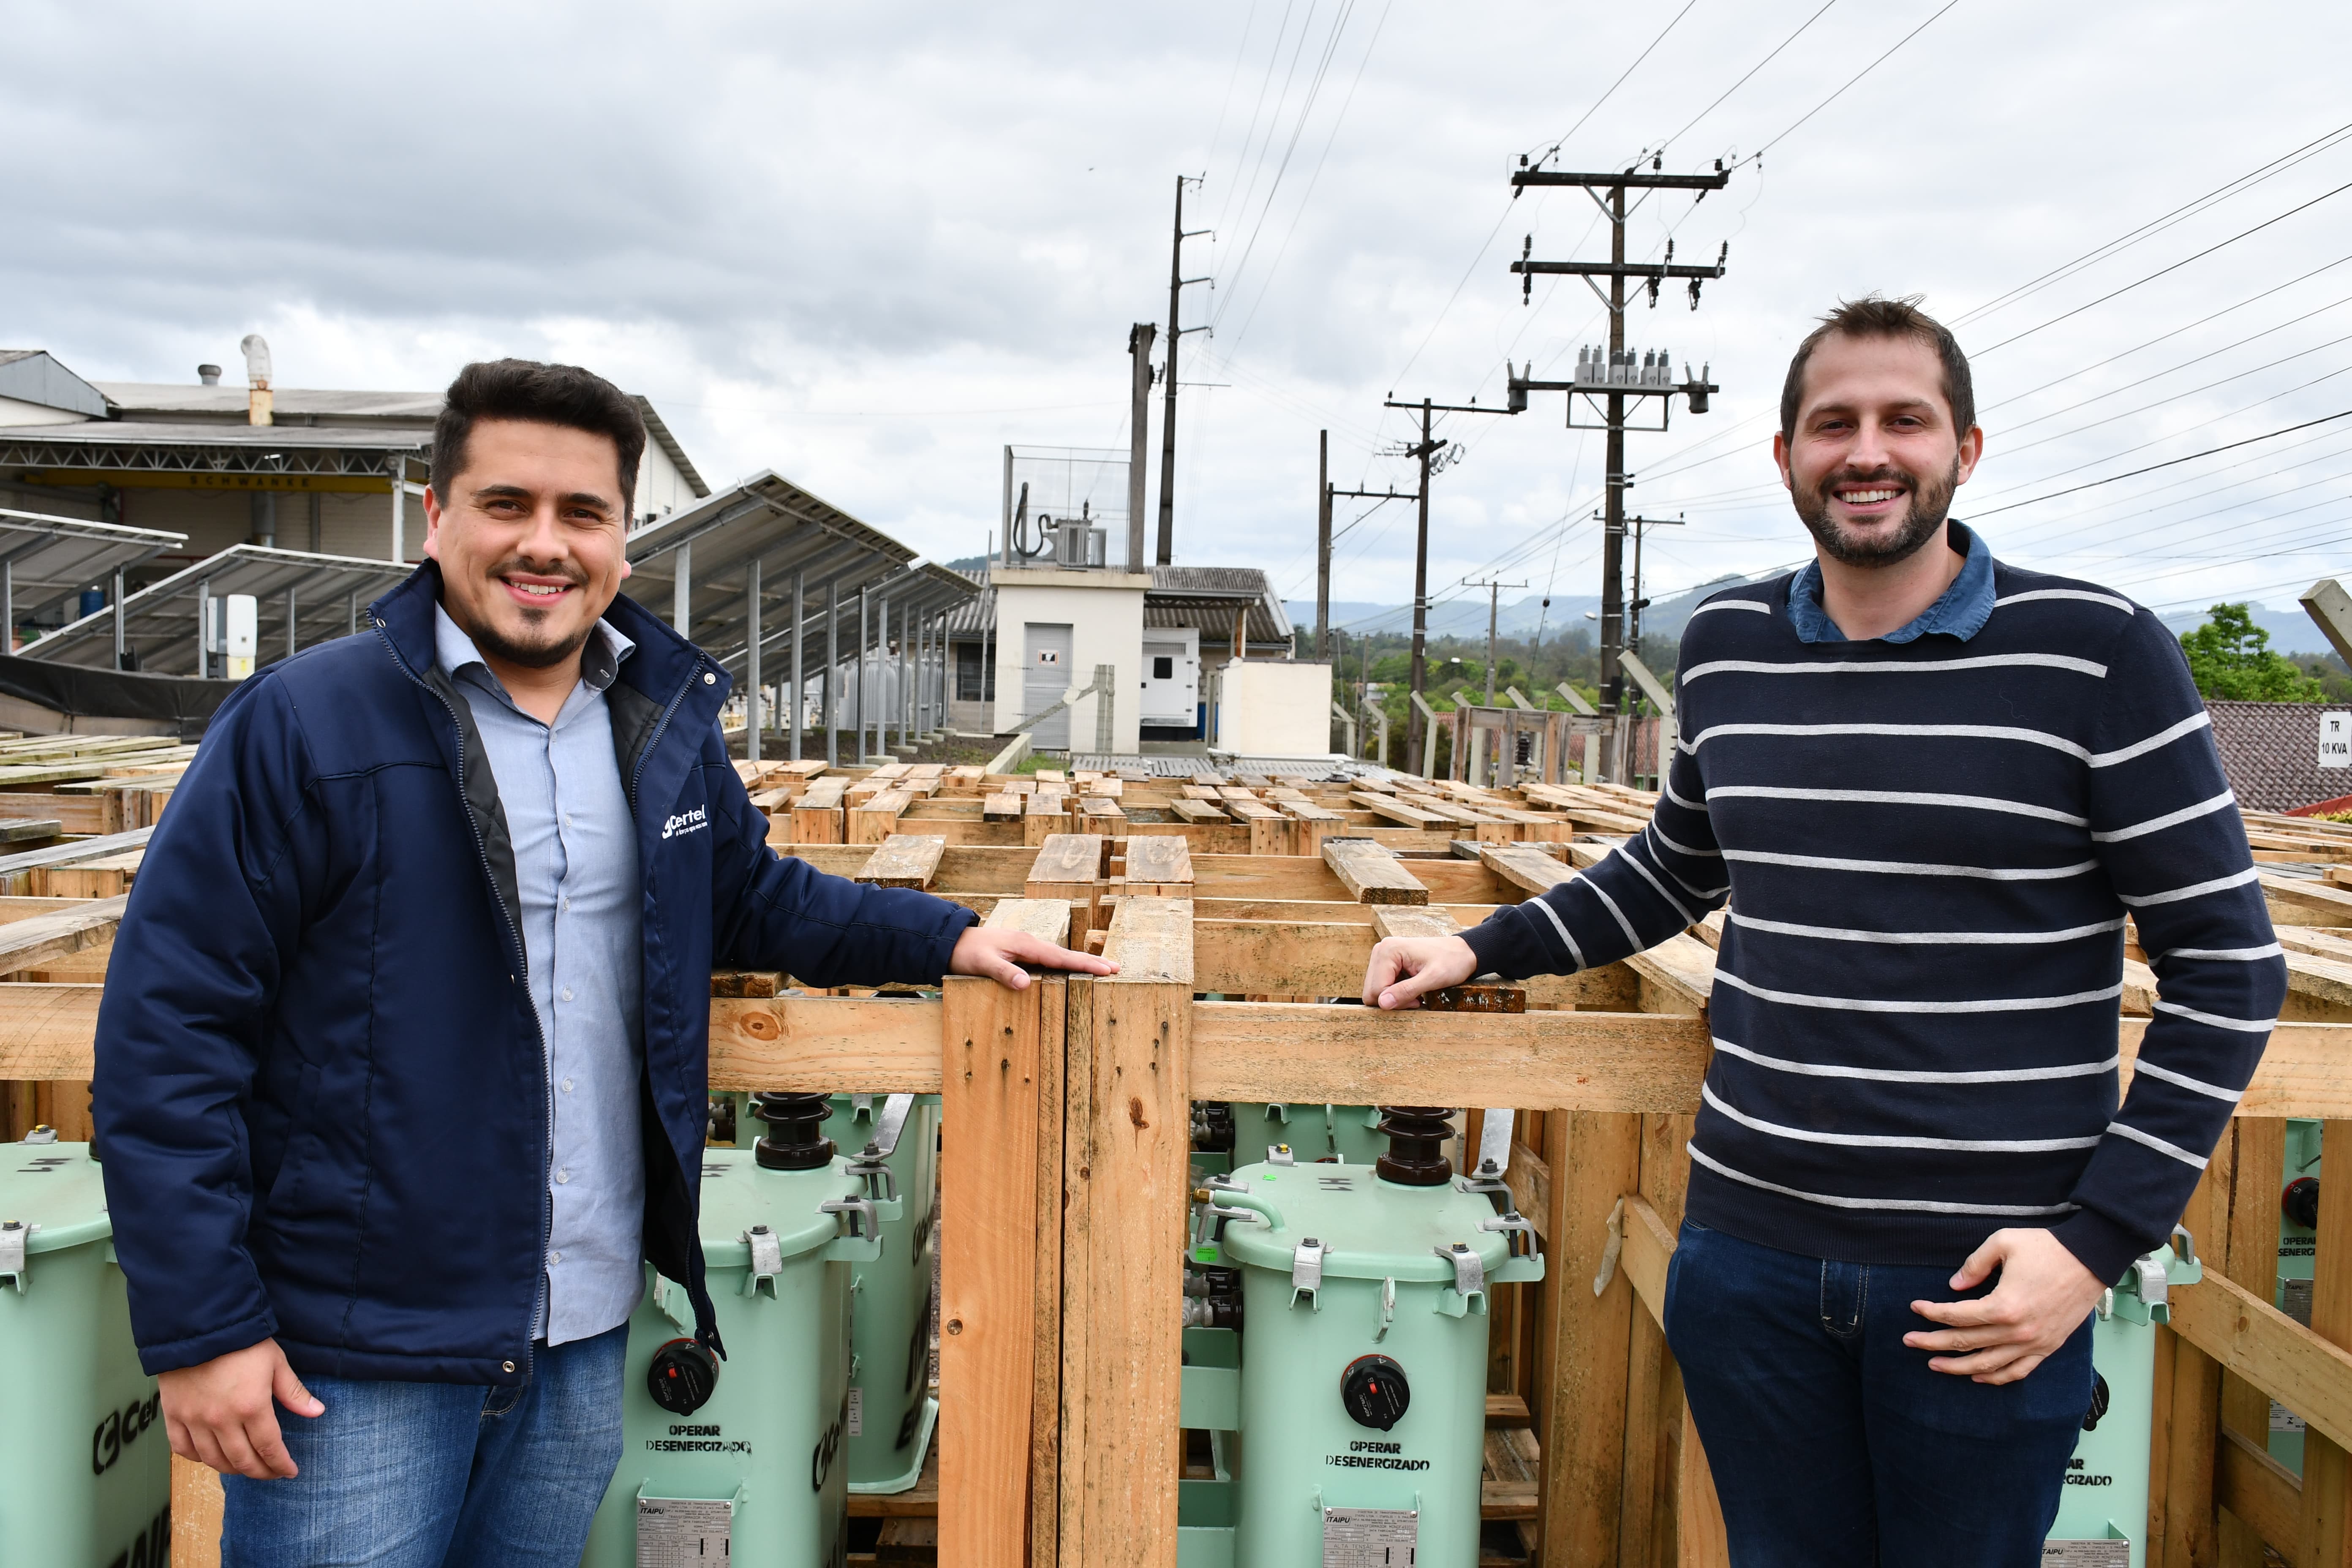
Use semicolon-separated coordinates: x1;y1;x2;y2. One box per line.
93;359;1105;1565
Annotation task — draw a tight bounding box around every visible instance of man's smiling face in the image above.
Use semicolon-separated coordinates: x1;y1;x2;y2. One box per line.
1775;331;1983;568
422;417;632;669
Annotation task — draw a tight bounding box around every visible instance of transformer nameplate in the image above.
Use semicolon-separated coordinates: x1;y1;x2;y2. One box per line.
638;1495;733;1567
2042;1541;2129;1567
1324;1506;1418;1565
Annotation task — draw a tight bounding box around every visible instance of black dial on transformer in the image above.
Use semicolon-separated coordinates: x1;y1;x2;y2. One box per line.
1341;1353;1410;1431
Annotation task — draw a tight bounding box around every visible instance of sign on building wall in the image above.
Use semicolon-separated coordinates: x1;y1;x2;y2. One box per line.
2322;711;2352;769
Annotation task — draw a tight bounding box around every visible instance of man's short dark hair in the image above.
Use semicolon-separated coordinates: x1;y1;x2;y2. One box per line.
431;359;647;521
1780;295;1975;443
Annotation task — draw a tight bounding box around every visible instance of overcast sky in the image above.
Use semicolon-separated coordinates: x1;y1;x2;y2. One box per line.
8;0;2352;635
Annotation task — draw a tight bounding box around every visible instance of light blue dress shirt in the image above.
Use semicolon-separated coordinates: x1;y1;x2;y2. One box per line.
1786;519;1995;645
434;606;646;1347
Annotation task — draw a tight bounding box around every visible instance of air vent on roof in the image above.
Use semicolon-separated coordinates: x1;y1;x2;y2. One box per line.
197;365;221;386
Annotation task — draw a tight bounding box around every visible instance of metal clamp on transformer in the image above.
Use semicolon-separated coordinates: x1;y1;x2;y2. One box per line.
819;1197;883;1264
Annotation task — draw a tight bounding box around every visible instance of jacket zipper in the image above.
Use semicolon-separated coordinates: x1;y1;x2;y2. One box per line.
374;620;556;1381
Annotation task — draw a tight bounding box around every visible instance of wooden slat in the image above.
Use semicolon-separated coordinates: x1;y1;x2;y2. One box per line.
1167;798;1227;825
1058;902;1192;1566
855;835;947;890
2216;1426;2302;1565
707;996;942;1092
1617;1193;1677;1327
1626;934;1718;1016
1121;834;1193;896
1373;905;1462;940
2171;1271;2352;1458
1025;835;1102;899
1353;792;1446;829
0;893;125;976
1322;838;1430;905
982;792;1024;823
940;957;1052;1568
1480;843;1576;896
1544;1112;1644;1568
849;789;913;845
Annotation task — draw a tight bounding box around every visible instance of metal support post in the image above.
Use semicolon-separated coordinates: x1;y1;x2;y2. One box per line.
196;580;210;679
112;569;126;670
856;586;871;766
673;541;692;637
285;585;297;662
389;457;406;564
346;590;357;638
746;557;762;764
3;559;12;654
1315;430;1331;658
789;570;804;761
898;602;911;750
825;578;839;767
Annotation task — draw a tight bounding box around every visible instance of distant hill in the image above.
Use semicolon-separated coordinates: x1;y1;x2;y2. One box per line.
2159;600;2334;657
1291;569;1785;645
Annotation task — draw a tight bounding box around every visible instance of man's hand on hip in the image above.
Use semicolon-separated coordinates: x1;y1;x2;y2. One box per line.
1903;1228;2107;1384
159;1338;324;1479
950;925;1119;990
1364;934;1480;1010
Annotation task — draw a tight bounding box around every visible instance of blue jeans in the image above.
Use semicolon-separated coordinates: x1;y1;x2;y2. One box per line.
222;1326;627;1568
1663;1220;2094;1568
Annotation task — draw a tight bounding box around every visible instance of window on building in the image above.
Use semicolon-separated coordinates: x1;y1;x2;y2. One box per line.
956;642;997;702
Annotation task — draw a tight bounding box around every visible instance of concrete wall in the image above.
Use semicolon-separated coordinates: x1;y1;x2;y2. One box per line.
1211;659;1334;757
636;442;697;526
988;568;1148;754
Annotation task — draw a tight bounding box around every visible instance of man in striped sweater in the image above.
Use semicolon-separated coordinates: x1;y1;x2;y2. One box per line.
1365;297;2283;1565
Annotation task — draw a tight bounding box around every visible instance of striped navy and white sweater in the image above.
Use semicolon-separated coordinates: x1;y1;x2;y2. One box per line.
1460;523;2284;1284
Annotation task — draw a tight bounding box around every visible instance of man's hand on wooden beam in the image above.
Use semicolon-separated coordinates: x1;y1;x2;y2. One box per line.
951;925;1119;990
1364;934;1480;1010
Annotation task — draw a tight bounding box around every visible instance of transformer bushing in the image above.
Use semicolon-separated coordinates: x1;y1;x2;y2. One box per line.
1375;1105;1457;1187
752;1091;836;1170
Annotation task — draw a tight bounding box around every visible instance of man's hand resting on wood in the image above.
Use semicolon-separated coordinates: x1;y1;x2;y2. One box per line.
950;924;1119;989
160;1337;324;1479
1903;1227;2108;1384
1363;934;1480;1010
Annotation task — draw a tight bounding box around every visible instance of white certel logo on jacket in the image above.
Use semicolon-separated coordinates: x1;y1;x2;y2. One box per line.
662;807;708;841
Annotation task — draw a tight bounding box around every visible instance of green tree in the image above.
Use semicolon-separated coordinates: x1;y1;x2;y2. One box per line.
2179;603;2324;701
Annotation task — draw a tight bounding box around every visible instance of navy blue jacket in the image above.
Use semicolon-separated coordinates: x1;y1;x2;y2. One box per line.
93;563;976;1384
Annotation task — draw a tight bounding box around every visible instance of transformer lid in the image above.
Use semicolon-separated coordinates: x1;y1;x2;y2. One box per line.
694;1146;863;1271
0;1140;110;1253
1214;1160;1512;1284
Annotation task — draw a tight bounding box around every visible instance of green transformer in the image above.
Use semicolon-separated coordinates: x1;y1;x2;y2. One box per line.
581;1141;879;1568
1192;1123;1545;1568
819;1092;940;1493
0;1133;173;1568
2045;1235;2203;1567
2274;1117;2321;1472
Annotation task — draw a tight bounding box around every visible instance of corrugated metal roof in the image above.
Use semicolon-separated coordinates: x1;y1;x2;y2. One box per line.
939;561;1293;649
0;351;110;419
95;384;443;423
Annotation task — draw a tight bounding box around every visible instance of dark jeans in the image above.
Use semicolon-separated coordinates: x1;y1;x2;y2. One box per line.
1663;1219;2094;1568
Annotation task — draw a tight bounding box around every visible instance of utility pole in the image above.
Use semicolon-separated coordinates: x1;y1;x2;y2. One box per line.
1623;513;1685;661
1157;175;1210;566
1315;430;1331;658
1127;324;1156;572
1465;577;1527;706
1380;395;1506;764
1506;156;1728;720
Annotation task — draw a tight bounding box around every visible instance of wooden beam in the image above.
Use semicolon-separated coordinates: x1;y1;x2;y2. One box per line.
935;898;1076;1568
707;996;942;1092
855;835;947;890
1616;1193;1677;1328
1190;1002;1711;1110
1058;900;1192;1566
0;893;124;976
1543;1112;1644;1568
1121;834;1192;897
1481;843;1576;896
1322;838;1430;905
2171;1271;2352;1458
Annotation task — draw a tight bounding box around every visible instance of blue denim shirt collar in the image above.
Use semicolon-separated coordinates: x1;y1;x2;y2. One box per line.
1787;520;1993;645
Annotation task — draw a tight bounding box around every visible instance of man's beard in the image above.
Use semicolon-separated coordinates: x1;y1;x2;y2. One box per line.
471;558;592;670
1793;458;1960;568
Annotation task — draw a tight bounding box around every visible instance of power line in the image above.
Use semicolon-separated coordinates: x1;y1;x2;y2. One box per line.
1970;408;2352;519
1997;337;2352;459
1974;175;2352;356
1953;120;2352;329
1212;3;1352;332
1733;0;1962;168
1656;0;1837;156
1979;253;2352;415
